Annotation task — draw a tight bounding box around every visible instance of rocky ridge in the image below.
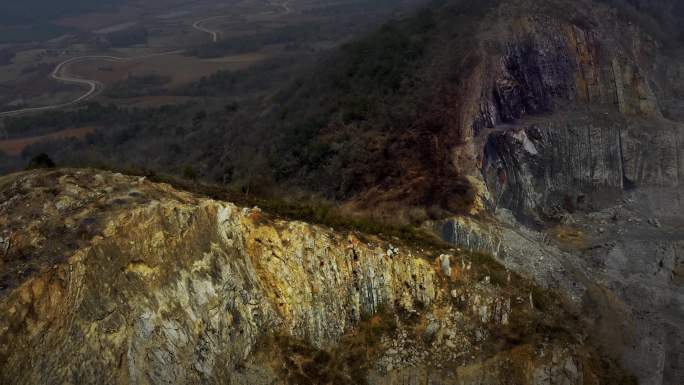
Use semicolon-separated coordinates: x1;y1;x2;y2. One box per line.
0;170;632;384
0;169;626;384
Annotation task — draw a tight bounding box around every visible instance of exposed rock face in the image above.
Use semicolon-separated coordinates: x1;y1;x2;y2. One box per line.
431;187;684;385
427;212;587;306
482;116;683;217
467;1;665;134
0;169;624;384
419;3;684;384
433;201;684;385
460;0;684;216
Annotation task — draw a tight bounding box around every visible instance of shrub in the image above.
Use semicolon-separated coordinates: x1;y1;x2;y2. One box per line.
181;165;198;180
26;153;55;170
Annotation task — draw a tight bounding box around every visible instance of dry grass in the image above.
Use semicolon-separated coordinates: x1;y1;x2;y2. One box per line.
254;308;397;385
98;95;197;107
68;51;269;89
548;225;587;249
202;52;271;63
0;127;96;156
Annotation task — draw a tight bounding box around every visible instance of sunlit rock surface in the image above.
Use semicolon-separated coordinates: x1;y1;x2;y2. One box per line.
0;169;625;384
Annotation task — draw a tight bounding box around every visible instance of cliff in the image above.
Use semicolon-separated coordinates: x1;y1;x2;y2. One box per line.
437;4;684;384
0;169;626;384
462;0;684;218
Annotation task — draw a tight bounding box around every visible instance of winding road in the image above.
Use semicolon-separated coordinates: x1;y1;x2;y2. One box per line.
0;51;183;118
0;1;294;118
191;1;292;43
0;56;123;118
192;16;226;43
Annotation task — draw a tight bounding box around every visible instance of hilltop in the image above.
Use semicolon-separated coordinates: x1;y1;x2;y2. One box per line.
0;168;629;384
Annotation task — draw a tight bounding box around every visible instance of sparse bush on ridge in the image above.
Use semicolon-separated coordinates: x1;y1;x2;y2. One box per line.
26;153;55;170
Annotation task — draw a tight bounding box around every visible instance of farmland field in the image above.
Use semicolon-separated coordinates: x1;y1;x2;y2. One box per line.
0;126;95;156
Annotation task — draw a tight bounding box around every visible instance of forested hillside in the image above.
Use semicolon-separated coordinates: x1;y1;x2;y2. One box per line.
17;0;684;218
